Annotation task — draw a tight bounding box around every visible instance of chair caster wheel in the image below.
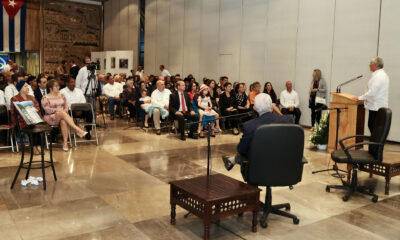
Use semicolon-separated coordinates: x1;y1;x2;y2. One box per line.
372;196;378;203
285;206;291;211
293;218;299;225
325;186;330;192
260;221;267;228
342;196;349;201
238;213;243;217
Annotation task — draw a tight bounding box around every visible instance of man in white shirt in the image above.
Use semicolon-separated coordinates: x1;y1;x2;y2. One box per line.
280;81;301;124
103;75;123;120
61;77;93;139
135;65;144;79
3;59;13;72
160;65;171;77
353;57;389;133
76;55;98;113
150;80;171;135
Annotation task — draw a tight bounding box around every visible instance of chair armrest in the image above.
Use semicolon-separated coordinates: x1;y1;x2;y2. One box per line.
339;135;371;150
341;142;383;161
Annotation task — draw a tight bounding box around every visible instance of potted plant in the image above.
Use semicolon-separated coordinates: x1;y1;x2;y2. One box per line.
310;111;329;150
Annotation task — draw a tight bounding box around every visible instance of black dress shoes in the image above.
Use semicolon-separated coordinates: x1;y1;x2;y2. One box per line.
222;156;234;171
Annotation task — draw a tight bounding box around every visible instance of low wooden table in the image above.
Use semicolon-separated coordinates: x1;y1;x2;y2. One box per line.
358;153;400;195
170;174;260;240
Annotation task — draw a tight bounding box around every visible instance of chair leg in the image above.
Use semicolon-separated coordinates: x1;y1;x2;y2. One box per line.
49;132;57;181
9;130;14;152
40;133;46;190
94;124;99;146
25;134;34;180
11;134;25;189
260;186;299;228
326;166;378;202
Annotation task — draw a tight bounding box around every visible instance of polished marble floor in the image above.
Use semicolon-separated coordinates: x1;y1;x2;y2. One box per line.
0;117;399;239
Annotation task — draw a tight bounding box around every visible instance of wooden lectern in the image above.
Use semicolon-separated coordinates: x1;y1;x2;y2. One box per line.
328;92;365;152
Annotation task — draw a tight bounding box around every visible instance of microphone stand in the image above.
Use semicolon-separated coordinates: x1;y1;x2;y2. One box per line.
336;75;363;93
183;111;253;218
312;107;348;176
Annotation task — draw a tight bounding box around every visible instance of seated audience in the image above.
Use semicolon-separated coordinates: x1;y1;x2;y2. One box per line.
169;80;198;140
197;84;221;137
149;80;171;135
34;76;48;111
160;65;171;77
136;65;144;79
121;80;136;123
219;82;239;135
27;76;37;91
5;74;24;110
236;83;252;120
280;81;301;124
207;79;219;112
139;89;151;128
187;82;199;101
222;93;293;173
60;77;92;140
218;76;229;93
263;82;282;115
11;81;42;154
103;75;123;120
41;80;87;151
0;79;6;106
248;81;261;105
69;60;80;79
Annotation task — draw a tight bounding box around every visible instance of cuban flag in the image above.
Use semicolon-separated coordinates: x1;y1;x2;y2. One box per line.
0;0;26;52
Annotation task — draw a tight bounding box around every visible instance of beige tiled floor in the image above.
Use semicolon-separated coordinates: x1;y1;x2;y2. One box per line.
0;117;399;239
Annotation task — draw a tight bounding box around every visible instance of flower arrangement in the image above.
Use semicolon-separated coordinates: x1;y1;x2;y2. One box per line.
310;111;329;145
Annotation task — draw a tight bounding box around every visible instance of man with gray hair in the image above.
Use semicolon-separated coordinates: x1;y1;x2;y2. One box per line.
222;93;294;171
352;56;389;133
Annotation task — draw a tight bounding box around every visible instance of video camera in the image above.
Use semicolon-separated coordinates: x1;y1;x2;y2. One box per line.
87;60;100;73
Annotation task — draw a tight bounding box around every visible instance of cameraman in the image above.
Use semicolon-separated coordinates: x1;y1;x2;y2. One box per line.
76;55;98;113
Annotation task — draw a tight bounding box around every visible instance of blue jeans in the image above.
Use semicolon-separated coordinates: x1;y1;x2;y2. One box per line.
108;98;120;117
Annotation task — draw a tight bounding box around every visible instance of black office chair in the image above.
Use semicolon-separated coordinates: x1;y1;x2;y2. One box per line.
245;124;304;228
326;108;392;203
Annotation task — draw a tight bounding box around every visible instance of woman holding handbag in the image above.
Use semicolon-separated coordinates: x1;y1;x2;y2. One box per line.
309;69;327;129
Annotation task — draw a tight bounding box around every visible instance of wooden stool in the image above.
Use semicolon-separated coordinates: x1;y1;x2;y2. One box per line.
170;174;260;240
10;124;57;190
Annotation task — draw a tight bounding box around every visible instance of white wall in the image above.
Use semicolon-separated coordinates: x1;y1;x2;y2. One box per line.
141;0;399;141
104;0;140;70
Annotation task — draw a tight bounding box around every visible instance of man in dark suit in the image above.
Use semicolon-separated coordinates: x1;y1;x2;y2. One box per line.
34;76;48;111
222;93;294;171
169;80;199;140
69;60;80;79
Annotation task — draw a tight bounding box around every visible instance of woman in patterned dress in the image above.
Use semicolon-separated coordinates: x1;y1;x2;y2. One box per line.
41;80;87;151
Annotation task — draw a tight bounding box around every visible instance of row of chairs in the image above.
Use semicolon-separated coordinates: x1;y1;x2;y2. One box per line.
0;103;98;152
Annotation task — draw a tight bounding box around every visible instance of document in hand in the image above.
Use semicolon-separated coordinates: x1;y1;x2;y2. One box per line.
13;101;44;125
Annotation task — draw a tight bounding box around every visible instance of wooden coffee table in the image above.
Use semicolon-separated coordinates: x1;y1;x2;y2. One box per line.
170;174;260;240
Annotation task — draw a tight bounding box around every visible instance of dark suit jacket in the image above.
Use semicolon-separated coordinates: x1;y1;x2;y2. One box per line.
70;65;80;79
237;112;294;157
169;91;193;119
34;88;46;110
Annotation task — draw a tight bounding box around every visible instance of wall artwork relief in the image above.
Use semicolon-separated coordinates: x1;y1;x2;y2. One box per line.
43;0;101;74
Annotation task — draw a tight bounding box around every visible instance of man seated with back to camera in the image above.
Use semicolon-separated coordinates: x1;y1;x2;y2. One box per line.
222;93;294;176
60;77;93;140
169;80;199;140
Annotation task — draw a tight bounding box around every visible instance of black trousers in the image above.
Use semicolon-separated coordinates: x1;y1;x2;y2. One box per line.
124;102;136;119
72;110;93;131
281;108;301;124
310;103;323;127
368;110;378;134
175;113;199;138
221;110;240;129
